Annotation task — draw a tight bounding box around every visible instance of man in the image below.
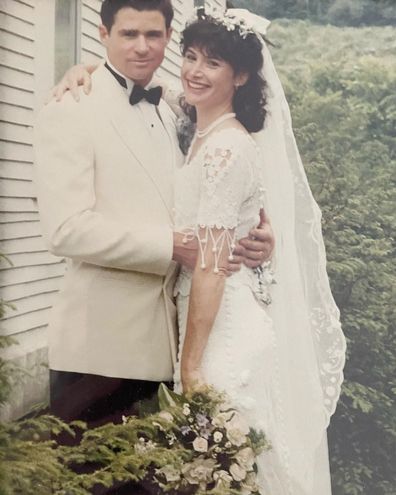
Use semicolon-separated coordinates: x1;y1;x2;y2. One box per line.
35;0;273;432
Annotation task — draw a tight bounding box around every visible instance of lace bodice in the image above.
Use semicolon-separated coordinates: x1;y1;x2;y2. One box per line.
174;127;265;243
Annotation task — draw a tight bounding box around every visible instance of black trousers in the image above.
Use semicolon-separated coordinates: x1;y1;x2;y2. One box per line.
50;370;162;426
50;370;167;494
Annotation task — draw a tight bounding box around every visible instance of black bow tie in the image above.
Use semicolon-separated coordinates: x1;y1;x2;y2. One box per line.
129;84;162;106
105;62;162;106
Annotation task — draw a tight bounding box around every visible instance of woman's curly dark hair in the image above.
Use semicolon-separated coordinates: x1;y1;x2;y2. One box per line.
180;14;267;133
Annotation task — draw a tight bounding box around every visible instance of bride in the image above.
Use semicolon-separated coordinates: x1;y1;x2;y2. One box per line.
53;7;346;494
173;10;346;493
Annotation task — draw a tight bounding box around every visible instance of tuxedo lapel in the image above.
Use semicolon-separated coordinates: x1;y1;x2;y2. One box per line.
93;66;174;219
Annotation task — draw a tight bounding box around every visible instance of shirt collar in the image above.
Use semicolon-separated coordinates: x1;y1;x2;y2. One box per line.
105;58;154;97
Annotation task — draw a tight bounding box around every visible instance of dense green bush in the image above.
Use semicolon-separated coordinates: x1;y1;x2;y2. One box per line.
232;0;396;25
270;20;396;494
327;0;396;26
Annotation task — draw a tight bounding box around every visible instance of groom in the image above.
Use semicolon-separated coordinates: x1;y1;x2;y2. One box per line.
35;0;273;431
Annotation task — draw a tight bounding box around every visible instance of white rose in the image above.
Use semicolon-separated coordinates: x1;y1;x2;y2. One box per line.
156;465;181;483
213;470;233;489
158;411;173;423
235;447;255;471
230;462;247;482
212;411;233;428
183;403;191;416
241;471;259;494
226;412;250;435
213;431;223;443
227;427;247;447
182;458;216;485
193;436;208;453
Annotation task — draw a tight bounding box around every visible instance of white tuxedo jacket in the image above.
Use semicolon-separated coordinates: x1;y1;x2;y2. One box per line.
34;65;183;381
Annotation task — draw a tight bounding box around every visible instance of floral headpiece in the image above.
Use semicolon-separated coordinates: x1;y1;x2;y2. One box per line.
187;5;271;40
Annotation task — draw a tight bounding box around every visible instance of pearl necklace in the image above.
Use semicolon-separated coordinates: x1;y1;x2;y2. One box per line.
196;112;236;138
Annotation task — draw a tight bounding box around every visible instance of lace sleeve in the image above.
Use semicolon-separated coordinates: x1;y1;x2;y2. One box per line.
197;143;250;228
182;137;254;273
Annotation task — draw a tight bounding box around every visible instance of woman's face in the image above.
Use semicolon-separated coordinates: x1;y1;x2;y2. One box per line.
181;46;241;112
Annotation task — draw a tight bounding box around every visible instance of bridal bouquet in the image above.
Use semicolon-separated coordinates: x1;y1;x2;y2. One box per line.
127;384;269;495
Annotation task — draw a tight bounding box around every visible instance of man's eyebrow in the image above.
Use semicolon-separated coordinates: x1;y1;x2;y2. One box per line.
119;29;164;36
146;29;164;36
119;28;138;35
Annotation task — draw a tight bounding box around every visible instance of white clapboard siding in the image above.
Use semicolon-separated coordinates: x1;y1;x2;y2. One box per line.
1;218;42;238
0;236;47;255
0;160;34;181
0;45;34;73
1;249;62;269
0;196;37;213
0;85;34;109
0;11;34;40
1;307;53;336
0;65;33;92
0;211;37;222
0;102;34;126
0;0;34;20
0;141;33;162
0;122;33;145
0;263;65;287
0;0;62;420
2;291;57;322
80;0;105;63
0;276;64;305
1;177;35;198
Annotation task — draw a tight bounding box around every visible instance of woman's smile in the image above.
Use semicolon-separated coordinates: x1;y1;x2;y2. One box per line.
185;79;210;91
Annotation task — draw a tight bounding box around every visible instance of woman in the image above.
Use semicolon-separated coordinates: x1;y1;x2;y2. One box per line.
174;11;345;494
53;7;346;494
174;11;337;494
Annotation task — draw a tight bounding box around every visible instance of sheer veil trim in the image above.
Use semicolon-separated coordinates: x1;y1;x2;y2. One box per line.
256;37;346;427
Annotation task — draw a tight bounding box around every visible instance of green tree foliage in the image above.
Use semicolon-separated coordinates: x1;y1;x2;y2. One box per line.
269;20;396;494
232;0;396;25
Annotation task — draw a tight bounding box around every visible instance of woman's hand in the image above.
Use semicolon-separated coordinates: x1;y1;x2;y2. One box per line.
181;365;205;393
50;63;97;103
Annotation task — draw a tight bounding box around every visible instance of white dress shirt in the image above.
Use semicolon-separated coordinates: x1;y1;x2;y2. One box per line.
106;60;174;178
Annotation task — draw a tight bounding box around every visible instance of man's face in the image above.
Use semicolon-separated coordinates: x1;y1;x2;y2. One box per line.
99;7;172;86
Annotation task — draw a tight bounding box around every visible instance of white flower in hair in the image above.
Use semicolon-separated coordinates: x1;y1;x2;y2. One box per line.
227;9;271;36
187;4;271;39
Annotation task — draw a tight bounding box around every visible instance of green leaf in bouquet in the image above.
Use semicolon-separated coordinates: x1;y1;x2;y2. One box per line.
158;383;184;410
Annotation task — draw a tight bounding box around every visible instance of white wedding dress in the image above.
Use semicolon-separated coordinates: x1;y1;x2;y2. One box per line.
172;127;329;494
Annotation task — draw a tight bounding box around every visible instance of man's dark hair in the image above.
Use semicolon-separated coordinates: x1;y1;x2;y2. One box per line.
100;0;174;31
